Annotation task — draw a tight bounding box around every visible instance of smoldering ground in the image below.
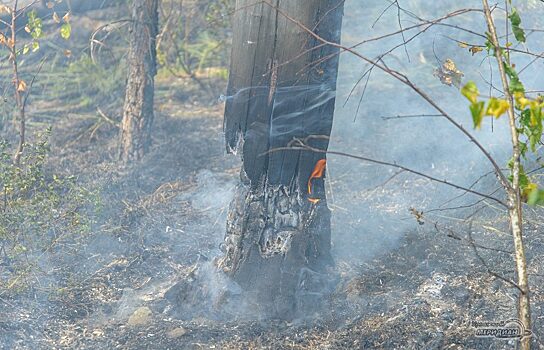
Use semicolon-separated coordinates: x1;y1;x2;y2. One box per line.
1;0;544;349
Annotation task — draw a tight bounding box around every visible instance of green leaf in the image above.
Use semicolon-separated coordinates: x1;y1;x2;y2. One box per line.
525;106;543;151
31;41;39;52
60;22;71;40
520;109;531;127
520;167;529;190
461;81;479;104
527;188;544;206
22;44;29;55
503;63;525;94
486;98;509;118
508;8;526;43
27;10;43;40
470;101;486;129
519;141;528;158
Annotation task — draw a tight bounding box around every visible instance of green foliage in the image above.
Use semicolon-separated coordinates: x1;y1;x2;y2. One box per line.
469;101;485;129
461;81;479;103
60;22;71;40
52;56;126;107
462;6;543;206
508;8;526;43
157;0;232;80
504;63;525;94
0;129;98;293
26;10;43;40
527;188;544;205
461;82;510;129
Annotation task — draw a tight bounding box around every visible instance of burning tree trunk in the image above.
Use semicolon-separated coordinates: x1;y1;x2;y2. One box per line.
218;0;344;317
119;0;159;163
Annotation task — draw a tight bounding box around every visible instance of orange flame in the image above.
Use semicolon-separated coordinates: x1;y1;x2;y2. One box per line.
308;159;326;204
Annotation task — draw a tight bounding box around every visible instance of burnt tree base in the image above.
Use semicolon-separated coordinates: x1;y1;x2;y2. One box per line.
217;181;334;318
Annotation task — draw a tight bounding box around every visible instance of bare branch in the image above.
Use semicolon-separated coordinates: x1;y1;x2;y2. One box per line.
261;0;513;195
265;140;508;208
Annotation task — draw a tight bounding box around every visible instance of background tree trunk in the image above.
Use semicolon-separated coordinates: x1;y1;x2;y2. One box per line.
119;0;159;163
219;0;344;318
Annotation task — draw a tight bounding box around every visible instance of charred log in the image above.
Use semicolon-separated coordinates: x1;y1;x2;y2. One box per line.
220;0;344;317
217;181;333;317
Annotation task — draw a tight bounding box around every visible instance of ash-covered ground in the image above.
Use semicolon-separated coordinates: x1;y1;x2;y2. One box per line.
0;84;542;348
1;1;544;349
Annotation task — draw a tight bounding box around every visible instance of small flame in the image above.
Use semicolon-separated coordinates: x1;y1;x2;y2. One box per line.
308;159;326;204
308;198;320;204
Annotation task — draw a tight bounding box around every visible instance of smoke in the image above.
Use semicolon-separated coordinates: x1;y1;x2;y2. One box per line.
1;1;543;347
327;0;543;264
213;0;544;277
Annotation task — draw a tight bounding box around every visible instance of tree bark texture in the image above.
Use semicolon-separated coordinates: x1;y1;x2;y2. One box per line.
119;0;159;163
219;0;344;317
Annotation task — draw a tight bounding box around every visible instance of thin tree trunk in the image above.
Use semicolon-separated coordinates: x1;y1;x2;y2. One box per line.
119;0;159;163
218;0;344;318
482;2;531;348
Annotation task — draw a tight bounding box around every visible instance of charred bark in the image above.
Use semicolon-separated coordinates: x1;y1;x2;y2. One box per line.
119;0;159;163
219;0;344;317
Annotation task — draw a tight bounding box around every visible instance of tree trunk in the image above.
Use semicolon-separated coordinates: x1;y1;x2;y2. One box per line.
218;0;344;318
119;0;159;163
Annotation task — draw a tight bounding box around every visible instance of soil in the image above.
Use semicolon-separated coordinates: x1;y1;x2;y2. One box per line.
1;73;542;348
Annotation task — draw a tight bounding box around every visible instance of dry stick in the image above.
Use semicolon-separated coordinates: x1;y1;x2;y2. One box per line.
482;1;531;346
518;50;544;75
260;0;513;196
448;36;544;60
348;16;466;118
384;0;485;39
290;7;478;84
89;19;132;64
426;197;496;215
381;114;443;120
438;169;499;208
467;229;523;292
436;221;513;255
13;0;39;21
393;0;410;62
22;56;48;109
266;142;507;208
96;107;119;127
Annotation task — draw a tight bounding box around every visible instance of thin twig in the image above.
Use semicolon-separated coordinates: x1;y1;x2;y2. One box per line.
467;229;523;292
265;140;508;208
260;0;513;196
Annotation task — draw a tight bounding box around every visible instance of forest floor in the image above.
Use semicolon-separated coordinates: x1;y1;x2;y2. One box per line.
1;71;543;349
1;6;544;350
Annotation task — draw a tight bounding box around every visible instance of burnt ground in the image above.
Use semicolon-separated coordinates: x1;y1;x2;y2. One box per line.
1;7;544;349
0;71;543;349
